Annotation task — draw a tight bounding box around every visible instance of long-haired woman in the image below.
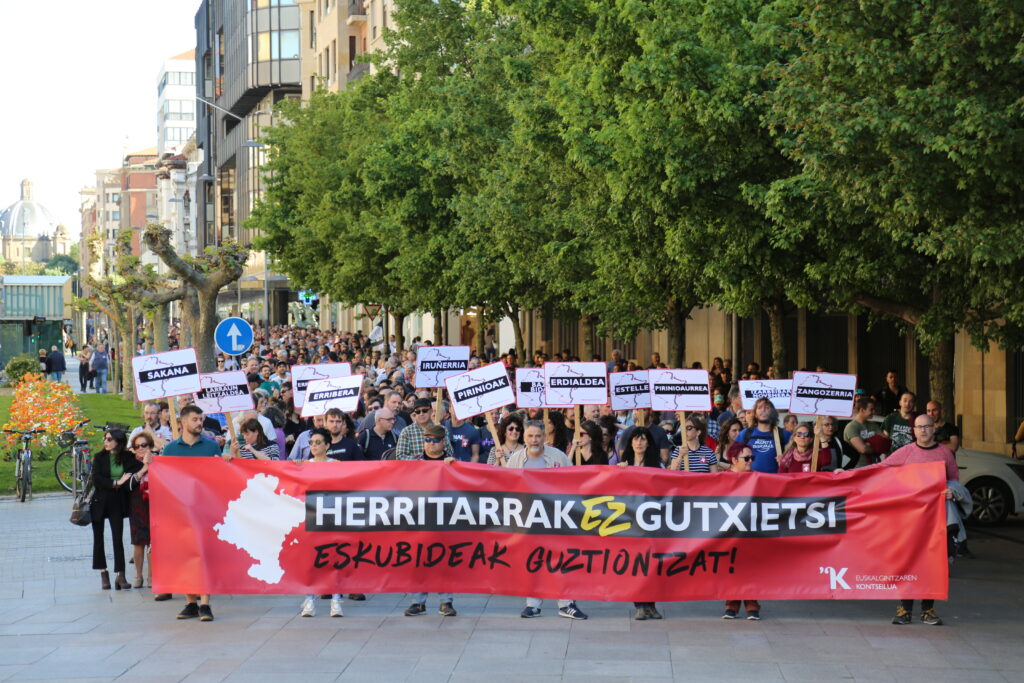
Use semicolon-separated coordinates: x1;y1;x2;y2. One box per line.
486;413;525;465
617;427;664;620
92;429;141;590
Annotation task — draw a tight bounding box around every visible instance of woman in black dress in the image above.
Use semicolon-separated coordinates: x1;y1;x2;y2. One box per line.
127;431;155;588
92;429;142;590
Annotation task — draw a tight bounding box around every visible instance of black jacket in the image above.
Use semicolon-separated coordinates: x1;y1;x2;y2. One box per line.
92;450;142;519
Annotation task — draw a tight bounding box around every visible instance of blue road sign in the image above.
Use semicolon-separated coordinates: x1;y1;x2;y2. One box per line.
214;317;254;356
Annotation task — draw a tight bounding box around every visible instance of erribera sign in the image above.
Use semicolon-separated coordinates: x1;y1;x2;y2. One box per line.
151;460;949;601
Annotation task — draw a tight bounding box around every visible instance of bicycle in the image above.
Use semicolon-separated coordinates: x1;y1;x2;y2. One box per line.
4;428;44;502
54;419;92;494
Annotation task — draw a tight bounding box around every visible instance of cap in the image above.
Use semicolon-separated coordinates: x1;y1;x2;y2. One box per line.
413;397;433;410
424;424;446;439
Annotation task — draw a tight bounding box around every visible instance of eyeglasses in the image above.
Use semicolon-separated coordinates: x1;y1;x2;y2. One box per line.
378;416;396;422
413;408;430;415
684;426;696;431
913;424;934;430
309;439;327;446
505;426;520;432
423;437;443;443
738;455;754;462
133;443;152;450
794;433;811;438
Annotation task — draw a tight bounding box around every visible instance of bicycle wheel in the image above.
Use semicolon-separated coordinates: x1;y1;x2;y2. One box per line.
15;458;26;502
54;450;75;493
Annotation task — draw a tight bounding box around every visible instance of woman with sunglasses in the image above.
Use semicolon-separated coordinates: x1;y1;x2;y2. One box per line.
722;442;762;620
299;428;345;618
92;429;143;591
567;420;609;465
486;413;526;466
126;431;157;590
779;422;831;473
668;415;717;472
617;427;664;620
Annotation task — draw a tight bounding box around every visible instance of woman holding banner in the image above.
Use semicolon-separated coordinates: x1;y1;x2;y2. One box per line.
299;428;344;618
714;418;742;468
231;419;281;460
778;423;831;473
668;416;717;473
486;414;525;466
567;420;609;465
617;427;664;620
723;442;762;620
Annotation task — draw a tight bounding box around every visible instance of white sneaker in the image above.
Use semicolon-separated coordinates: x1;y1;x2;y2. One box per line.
300;597;316;617
330;598;343;617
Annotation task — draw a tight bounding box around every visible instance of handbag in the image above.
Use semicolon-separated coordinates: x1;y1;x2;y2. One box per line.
69;477;95;527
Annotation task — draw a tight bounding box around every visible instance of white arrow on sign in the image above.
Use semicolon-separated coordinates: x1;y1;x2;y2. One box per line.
227;323;245;353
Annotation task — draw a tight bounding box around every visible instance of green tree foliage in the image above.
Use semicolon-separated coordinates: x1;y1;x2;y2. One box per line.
45;254;78;275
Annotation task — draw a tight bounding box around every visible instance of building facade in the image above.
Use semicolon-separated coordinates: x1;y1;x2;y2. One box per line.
0;180;72;268
157;51;198;157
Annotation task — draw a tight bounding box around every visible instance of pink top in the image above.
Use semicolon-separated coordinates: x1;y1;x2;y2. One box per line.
880;442;959;481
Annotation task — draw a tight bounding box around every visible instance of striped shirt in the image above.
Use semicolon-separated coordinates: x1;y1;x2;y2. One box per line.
670;444;717;473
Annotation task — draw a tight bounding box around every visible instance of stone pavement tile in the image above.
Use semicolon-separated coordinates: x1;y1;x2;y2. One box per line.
35;643;124;663
458;638;530;659
942;652;998;670
249;637;337;659
233;656;352;675
114;676;182;683
670;644;775;663
407;654;459;680
864;634;942;652
315;639;366;660
525;631;569;660
843;663;896;682
0;647;56;665
777;662;854;681
116;655;202;678
561;677;671;683
890;669;1009;683
0;665;26;682
668;660;783;681
333;654;417;680
7;658;133;680
449;676;563;683
452;656;562;677
323;630;373;646
572;628;668;645
562;658;674;678
224;673;338;682
565;641;670;661
360;631;468;657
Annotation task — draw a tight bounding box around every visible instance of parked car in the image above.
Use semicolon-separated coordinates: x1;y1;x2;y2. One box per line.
957;449;1024;526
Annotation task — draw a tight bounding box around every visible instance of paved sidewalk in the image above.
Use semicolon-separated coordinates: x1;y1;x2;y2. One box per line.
1;495;1023;682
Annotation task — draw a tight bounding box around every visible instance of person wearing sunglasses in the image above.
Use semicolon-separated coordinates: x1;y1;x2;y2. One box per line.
396;397;454;461
778;422;831;473
126;432;168;599
486;413;525;466
669;415;717;473
722;441;762;620
91;429;143;591
299;428;346;618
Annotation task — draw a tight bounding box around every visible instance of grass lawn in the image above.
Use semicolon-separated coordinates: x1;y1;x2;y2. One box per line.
0;392;142;496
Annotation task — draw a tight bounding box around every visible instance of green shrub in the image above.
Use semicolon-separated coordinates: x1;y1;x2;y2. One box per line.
5;354;43;386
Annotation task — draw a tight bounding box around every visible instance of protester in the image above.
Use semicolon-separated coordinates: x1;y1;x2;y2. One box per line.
127;431;155;590
843;396;887;466
359;407;399;460
722;441;761;620
231;418;281;460
778;422;831;473
714;418;742;468
544;410;571;454
299;428;345;618
883;391;917;452
669;415;717;472
816;417;845;471
396;398;454;461
91;429;142;591
444;409;481;463
288;414;325;460
618;409;672;465
505;420;587;620
877;414;958;626
403;424;458;617
163;405;228;621
568;420;609;465
927;401;960;454
736;398;790;473
617;426;664;619
323;408;364;461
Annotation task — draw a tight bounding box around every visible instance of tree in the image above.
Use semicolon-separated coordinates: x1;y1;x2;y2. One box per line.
45;254;78;275
762;0;1024;407
143;224;247;371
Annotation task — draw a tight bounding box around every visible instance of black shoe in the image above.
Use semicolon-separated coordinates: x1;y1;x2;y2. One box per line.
154;593;173;602
892;606;911;625
438;602;457;617
646;605;663;620
558;602;588;620
177;603;199;619
198;604;214;621
520;606;541;618
404;602;426;616
633;607;648;621
348;593;366;601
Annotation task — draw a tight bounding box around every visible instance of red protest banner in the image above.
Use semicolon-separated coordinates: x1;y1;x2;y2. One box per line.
150;459;949;601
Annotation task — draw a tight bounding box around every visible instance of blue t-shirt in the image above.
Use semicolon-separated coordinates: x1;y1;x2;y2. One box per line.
445;421;481;462
738;426;791;473
162;436;222;457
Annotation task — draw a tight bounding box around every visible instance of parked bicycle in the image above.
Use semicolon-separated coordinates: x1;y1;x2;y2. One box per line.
4;428;45;502
54;419;92;494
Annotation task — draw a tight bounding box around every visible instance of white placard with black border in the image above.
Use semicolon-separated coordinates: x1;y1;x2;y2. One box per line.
515;368;573;409
445;362;515;421
543;362;608;406
194;371;254;414
609;370;652;411
301;374;364;417
789;372;857;417
131;348;202;402
739;379;793;411
292;363;353;408
415;345;471;388
648;368;711;412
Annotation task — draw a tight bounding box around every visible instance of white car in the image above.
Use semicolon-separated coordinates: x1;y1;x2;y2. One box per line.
956;449;1024;525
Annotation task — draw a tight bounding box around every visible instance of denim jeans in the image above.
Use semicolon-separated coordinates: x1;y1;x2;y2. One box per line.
94;369;108;394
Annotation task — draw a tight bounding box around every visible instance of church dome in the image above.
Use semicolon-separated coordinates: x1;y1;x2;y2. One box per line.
0;180;61;239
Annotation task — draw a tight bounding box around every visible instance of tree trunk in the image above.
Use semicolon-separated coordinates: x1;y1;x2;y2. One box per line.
394;312;406;354
195;288;221;372
666;299;688;369
382;306;390;354
433;308;443;346
927;335;955;414
475;307;487;357
582;314;595;361
119;323;134;402
765;297;787;379
152;303;170;352
181;288;199;348
507;303;525;363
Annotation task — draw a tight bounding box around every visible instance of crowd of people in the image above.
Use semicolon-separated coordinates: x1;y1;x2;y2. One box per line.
85;324;964;627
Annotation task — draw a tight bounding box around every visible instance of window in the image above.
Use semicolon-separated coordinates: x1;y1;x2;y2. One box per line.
158;71;195;95
257;30;300;60
165;127;193;142
163;100;195;121
252;0;296;7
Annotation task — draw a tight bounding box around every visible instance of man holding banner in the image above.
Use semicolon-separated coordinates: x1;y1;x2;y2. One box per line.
396;398;453;461
737;398;790;473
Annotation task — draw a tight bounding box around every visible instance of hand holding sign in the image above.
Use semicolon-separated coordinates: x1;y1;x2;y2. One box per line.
543;362;608;406
131;348;202;402
445;362;515;421
415;346;470;388
301;374;364;417
292;363;353;408
789;372;857;417
648;369;711;412
194;371;254;414
515;368;572;409
609;370;652;412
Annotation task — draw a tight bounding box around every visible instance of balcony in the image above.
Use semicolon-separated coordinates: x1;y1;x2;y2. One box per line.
347;0;366;24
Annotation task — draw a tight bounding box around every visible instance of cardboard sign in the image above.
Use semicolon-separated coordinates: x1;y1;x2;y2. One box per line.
739;379;794;411
609;370;652;411
131;348;201;401
415;346;471;388
445;362;515;421
292;363;353;408
789;372;857;417
544;362;608;406
301;374;364;417
194;371;254;414
515;368;573;409
648;368;711;412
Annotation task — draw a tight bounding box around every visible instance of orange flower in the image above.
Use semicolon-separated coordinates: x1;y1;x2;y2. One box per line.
3;374;86;447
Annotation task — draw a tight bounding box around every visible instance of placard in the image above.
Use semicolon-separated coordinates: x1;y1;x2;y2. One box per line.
131;348;201;401
789;372;857;417
194;371;254;414
515;368;573;409
648;368;711;412
301;374;364;417
543;362;608;406
739;379;793;411
415;346;471;388
609;370;652;411
445;362;515;421
292;363;353;408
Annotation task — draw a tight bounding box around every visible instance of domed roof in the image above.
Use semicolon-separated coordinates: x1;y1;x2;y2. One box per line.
0;180;61;239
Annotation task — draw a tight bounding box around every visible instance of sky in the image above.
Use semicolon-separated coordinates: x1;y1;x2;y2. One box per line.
0;0;200;237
